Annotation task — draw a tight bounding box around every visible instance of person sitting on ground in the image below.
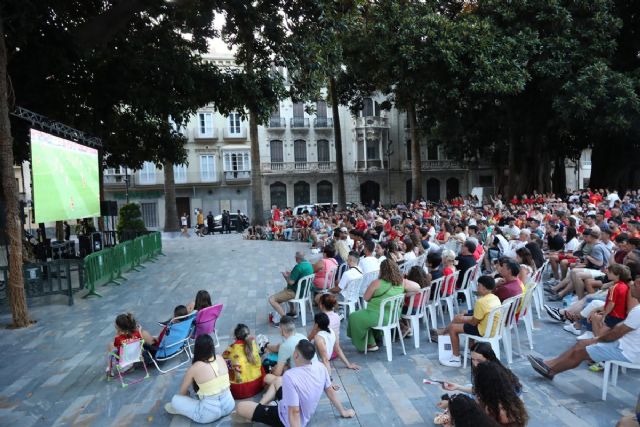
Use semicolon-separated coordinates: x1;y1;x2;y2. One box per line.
438;276;501;367
312;245;338;293
493;258;525;302
473;361;529;427
269;251;314;320
444;394;501;427
528;270;640;380
310;313;337;383
347;259;420;352
307;294;360;371
165;335;234;423
235;340;356;426
615;394;640;427
107;313;142;374
222;324;265;399
262;316;308;382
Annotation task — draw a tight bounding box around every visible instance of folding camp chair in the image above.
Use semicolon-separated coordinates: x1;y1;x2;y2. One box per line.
191;304;223;348
106;338;149;387
146;311;197;374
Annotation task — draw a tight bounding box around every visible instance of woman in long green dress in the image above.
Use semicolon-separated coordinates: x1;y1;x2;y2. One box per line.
347;258;420;352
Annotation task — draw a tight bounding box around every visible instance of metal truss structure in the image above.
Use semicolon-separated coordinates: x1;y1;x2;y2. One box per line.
10;106;102;148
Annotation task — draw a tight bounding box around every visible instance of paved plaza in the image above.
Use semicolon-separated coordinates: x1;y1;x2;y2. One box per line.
0;234;638;427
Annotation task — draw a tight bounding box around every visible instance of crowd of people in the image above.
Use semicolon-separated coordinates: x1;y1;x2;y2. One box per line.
109;188;640;426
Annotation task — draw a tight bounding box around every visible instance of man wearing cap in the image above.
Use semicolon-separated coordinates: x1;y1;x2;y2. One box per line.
269;252;314;319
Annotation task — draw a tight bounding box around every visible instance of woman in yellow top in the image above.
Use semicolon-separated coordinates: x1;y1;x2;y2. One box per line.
222;324;265;399
165;335;234;423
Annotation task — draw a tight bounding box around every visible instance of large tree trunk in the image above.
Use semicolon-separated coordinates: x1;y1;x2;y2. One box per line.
163;161;179;231
329;77;346;210
0;16;30;327
590;140;640;192
407;103;423;200
249;109;264;225
552;155;566;195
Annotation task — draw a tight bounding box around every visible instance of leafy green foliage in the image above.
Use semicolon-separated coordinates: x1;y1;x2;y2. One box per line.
116;203;147;233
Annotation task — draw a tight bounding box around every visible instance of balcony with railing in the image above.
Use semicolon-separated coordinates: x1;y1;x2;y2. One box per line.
194;127;218;141
400;159;465;170
223;126;248;140
314;117;333;129
261;161;336;173
290;117;310;130
135;171;221;186
356;160;388;171
103;174;128;186
355;116;389;129
224;170;251;182
267;117;286;130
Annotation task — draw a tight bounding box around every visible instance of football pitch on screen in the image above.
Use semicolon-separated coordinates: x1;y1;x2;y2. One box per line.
31;130;100;223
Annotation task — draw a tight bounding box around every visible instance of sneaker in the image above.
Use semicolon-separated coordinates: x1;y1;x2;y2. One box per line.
527;354;554;380
286;312;298;319
440;356;462;368
563;323;582;336
544;305;565;322
576;331;594;340
272;322;280;328
165;403;179;415
588;362;604;372
366;345;379;352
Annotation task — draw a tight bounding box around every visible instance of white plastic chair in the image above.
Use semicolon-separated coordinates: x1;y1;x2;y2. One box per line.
319;266;338;294
338;277;362;321
441;271;461;322
336;263;348;284
289;274;315;326
401;287;430;348
460;298;514;368
531;260;549;319
516;282;538;351
602;360;640;400
364;293;407;362
500;294;524;364
358;270;379;309
456;265;479;312
426;277;445;329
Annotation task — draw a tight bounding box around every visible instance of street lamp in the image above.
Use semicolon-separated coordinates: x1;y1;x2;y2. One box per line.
123;169;130;203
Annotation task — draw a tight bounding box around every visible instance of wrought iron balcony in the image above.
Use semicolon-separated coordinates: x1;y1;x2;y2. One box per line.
224;170;251;181
267;117;286;129
290;117;310;129
261;162;336;173
355;116;389;128
314;117;333;129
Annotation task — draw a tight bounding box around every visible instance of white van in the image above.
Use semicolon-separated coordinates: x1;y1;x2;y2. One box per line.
292;205;315;216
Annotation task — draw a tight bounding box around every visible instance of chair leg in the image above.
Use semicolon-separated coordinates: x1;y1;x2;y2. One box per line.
462;336;469;368
300;302;307;326
410;317;420;349
533;286;543;319
523;315;534;350
446;299;455;322
383;329;393;362
513;324;522;357
612;364;619;386
602;361;611;400
428;306;438;329
503;332;513;364
213;330;220;348
364;330;369;355
398;325;406;356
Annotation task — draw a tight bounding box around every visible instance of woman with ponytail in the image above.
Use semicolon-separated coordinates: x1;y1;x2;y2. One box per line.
222;324;265;399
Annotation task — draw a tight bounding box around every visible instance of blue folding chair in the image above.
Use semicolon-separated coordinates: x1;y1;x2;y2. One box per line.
146;311;196;373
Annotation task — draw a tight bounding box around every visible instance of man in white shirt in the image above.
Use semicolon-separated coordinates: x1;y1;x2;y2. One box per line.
501;217;521;240
331;252;363;292
529;271;640;379
606;190;620;208
358;240;381;274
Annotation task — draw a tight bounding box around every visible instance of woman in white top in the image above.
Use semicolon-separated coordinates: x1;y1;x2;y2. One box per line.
313;312;338;383
564;227;580;253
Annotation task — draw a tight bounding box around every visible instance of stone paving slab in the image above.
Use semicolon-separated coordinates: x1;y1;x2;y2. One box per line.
0;234;637;427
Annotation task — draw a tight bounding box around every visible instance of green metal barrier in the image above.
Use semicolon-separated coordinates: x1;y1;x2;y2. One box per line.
82;232;163;297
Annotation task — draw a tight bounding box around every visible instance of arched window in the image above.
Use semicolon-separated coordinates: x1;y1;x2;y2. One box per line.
270;140;283;171
270;182;287;208
317;139;330;169
294;181;310;206
294;140;307;170
317;181;333;204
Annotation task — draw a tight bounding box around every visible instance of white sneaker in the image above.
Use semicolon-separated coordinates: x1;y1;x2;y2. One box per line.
563;323;582;336
576;331;594;340
440;356;462;368
165;403;178;415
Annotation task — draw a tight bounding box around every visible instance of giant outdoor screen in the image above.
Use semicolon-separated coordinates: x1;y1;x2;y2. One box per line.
30;129;100;223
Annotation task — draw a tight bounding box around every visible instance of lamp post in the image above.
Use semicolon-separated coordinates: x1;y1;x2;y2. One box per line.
123;169;130;203
385;135;393;206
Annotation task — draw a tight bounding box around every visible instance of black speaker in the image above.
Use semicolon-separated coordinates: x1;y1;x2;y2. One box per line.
101;200;118;216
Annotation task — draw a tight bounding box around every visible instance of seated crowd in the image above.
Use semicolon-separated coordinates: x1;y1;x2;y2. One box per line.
111;188;640;427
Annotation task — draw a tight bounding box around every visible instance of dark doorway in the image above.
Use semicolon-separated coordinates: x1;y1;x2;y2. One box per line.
270;182;287;208
176;197;191;227
406;179;412;203
446;177;460;200
294;181;310;206
427;178;440;202
360;181;380;208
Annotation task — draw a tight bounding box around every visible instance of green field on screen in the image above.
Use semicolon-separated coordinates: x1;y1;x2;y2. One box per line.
31;129;100;223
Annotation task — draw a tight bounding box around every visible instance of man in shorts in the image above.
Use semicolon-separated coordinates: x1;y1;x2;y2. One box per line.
268;251;314;320
529;271;640;380
235;340;355;427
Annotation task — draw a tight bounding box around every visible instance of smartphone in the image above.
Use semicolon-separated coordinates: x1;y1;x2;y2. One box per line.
423;378;445;385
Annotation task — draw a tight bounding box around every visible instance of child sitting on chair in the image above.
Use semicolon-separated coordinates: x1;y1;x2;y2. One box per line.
140;305;188;354
107;313;142;375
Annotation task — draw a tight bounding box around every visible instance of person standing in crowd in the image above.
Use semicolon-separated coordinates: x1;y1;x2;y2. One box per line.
180;212;190;237
222;210;230;234
196;209;205;237
206;211;214;236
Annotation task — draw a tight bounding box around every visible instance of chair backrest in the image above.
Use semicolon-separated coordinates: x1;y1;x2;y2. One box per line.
375;293;404;327
442;270;460;296
415;254;427;269
481;299;515;338
428;277;445;304
458;266;476;292
501;294;523;330
340;277;362;303
193;304;224;339
118;338;144;368
295;274;316;299
404;287;429;318
359;270;380;298
322;266;338;290
520;282;537;318
336;263;348;283
156;311;197;358
533;260;549;286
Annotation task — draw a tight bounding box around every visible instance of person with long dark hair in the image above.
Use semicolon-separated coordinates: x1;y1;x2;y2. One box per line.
222;324;264;399
165;335;234;423
473;361;528;427
448;394;500;427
